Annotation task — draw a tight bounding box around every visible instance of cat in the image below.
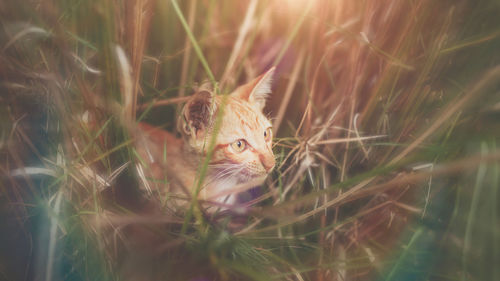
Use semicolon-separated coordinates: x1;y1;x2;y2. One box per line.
135;67;276;212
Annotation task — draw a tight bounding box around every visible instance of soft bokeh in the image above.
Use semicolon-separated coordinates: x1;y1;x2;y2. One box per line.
1;0;499;280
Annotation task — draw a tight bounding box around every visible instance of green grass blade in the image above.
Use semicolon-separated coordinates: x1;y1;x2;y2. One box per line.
171;0;216;86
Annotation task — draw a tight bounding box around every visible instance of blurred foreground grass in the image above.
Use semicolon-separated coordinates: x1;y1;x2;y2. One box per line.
1;0;500;280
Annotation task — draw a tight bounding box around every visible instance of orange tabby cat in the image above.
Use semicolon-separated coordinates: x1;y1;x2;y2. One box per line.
135;68;276;211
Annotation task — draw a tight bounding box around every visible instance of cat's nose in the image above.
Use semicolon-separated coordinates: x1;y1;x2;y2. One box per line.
260;154;275;173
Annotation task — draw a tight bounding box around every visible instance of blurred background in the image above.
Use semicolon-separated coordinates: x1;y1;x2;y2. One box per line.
1;0;499;280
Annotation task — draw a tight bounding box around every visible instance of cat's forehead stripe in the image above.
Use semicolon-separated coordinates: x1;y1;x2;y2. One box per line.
227;98;264;130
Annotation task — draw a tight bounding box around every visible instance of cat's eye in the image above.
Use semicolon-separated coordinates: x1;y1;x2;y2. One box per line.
231;139;247;152
264;127;272;142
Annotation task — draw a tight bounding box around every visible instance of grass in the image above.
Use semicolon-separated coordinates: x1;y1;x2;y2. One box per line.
1;0;500;280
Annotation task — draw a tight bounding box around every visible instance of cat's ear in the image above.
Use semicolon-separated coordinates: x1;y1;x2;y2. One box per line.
231;67;275;111
181;90;216;138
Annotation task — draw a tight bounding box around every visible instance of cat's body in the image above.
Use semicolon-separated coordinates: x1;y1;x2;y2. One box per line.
135;68;276;211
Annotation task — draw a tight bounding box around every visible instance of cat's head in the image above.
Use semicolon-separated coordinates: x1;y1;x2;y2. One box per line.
180;68;276;182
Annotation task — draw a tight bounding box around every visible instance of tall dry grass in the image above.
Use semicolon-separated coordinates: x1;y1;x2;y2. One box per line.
1;0;500;280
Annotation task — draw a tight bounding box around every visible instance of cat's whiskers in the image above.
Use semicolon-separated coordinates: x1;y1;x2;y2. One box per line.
208;162;246;183
212;169;236;182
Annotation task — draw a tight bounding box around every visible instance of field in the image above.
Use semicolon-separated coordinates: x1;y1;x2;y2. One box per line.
1;0;500;280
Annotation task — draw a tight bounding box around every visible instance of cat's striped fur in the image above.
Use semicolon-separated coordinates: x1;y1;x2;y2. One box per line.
136;68;276;211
